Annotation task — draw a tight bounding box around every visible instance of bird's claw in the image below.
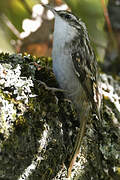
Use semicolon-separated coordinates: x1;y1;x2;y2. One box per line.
37;80;66;93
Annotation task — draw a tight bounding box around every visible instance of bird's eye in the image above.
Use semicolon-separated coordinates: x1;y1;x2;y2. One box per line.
64;14;71;19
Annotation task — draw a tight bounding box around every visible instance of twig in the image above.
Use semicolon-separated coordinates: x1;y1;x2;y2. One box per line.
19;0;32;15
1;14;20;39
101;0;112;33
101;0;117;48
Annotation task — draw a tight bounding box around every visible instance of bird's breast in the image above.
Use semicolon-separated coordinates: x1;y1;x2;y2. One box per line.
52;44;81;97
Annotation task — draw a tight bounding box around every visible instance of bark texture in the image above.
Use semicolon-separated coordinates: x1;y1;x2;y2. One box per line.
0;53;120;180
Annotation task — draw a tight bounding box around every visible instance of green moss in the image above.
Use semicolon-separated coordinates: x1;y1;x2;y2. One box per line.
0;53;120;179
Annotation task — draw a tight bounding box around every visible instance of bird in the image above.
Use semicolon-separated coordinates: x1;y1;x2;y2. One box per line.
42;4;101;178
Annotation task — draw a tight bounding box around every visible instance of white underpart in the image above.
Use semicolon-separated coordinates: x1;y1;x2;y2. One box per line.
52;14;80;95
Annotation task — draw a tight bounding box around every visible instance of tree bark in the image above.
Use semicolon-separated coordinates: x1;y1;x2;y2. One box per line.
0;53;120;180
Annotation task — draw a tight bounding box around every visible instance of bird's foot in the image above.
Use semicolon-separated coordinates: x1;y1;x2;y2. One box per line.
67;153;78;178
37;80;66;93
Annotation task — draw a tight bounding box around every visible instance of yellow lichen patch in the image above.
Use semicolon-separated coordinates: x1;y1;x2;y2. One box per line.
103;95;109;100
116;167;120;175
15;116;26;126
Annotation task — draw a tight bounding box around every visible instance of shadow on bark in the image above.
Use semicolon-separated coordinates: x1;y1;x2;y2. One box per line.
0;53;120;180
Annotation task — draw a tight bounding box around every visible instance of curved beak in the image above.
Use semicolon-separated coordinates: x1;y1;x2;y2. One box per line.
41;3;57;15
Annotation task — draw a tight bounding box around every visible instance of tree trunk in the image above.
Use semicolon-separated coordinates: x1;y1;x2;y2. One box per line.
0;53;120;180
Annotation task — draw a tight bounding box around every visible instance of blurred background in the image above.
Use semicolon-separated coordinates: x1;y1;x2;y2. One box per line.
0;0;120;74
0;0;106;57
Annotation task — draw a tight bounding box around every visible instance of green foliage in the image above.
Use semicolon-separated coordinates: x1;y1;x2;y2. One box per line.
0;0;106;59
0;0;35;31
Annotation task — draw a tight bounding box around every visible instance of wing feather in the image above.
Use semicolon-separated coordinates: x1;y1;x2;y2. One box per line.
71;36;99;112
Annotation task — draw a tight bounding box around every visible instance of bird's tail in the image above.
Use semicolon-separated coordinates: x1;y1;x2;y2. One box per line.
67;105;90;178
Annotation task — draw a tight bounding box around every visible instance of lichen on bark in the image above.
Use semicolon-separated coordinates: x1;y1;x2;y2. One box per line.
0;53;120;180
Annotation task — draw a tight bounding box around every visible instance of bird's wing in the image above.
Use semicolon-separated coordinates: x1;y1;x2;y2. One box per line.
71;41;99;109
